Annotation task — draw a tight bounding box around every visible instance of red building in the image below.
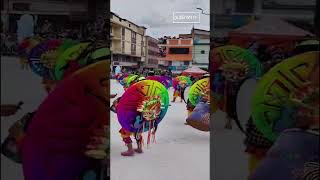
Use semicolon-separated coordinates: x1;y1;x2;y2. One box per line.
158;38;193;73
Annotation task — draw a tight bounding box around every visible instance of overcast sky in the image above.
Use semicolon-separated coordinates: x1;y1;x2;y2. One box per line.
111;0;209;38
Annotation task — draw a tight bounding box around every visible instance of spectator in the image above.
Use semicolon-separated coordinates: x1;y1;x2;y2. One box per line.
41;20;52;34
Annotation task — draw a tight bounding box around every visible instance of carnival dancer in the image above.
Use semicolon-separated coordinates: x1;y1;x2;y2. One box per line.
185;86;210;125
248;87;319;179
119;95;162;156
21;61;109;180
247;59;319;178
172;80;187;103
12;36;110;179
221;61;248;129
185;88;210;131
186;74;210;117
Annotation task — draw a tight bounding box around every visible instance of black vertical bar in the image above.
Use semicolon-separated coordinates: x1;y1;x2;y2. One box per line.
209;1;214;180
315;0;319;37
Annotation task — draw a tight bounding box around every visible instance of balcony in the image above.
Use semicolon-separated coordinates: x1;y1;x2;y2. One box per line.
112;48;122;54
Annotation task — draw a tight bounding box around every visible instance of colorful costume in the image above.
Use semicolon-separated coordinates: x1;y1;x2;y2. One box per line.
172;82;186;102
21;61;109;180
116;80;169;156
118;98;160;156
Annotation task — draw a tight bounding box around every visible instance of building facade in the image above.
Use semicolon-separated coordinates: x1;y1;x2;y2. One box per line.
159;38;193;73
211;0;316;37
111;12;146;70
145;36;159;69
191;28;210;69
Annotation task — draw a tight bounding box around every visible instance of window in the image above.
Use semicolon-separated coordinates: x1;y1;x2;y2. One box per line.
131;31;136;44
201;50;205;54
122;28;125;36
169;48;189;54
131;31;136;40
184;61;189;65
131;44;136;55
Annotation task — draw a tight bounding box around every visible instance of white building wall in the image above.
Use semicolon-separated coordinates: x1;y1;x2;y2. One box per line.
193;45;210;64
192;39;209;65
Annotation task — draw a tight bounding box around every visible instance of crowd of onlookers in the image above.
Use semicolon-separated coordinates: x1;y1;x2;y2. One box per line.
111;67;174;79
1;32;19;56
1;15;108;56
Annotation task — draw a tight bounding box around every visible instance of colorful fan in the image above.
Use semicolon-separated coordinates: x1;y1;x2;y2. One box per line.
251;51;319;141
54;42;92;80
116;80;169;133
211;45;262;78
126;75;139;87
28;39;63;79
122;77;130;87
146;76;171;89
172;76;192;90
39;39;67;69
78;47;111;66
289;83;319;123
56;39;78;54
188;78;210;106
